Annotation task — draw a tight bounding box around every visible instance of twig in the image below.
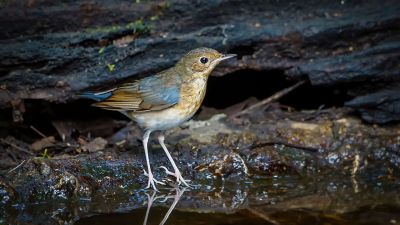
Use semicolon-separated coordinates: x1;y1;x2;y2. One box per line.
30;125;47;138
8;159;30;173
0;138;34;155
234;80;306;117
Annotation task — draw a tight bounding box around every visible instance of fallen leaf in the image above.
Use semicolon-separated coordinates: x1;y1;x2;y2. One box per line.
31;136;55;152
81;137;108;152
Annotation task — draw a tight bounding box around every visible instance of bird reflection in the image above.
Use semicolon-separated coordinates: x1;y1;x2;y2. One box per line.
143;188;186;225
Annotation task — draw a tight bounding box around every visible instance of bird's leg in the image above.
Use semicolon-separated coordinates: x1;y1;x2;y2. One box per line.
143;130;165;191
159;187;187;225
142;191;156;225
158;134;190;187
143;191;168;225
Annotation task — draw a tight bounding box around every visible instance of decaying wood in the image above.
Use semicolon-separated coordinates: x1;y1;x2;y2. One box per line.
0;0;399;123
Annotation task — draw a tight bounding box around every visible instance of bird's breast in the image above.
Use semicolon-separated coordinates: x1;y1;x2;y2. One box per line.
178;77;208;115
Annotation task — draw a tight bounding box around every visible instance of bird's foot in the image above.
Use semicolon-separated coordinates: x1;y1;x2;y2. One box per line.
143;169;165;191
159;166;191;187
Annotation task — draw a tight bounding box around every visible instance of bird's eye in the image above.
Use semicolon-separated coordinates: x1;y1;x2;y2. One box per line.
200;57;208;64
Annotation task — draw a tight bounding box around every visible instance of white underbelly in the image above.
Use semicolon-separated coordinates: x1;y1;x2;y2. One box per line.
132;107;192;131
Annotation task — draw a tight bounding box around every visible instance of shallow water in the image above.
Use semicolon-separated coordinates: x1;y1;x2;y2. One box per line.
3;175;400;225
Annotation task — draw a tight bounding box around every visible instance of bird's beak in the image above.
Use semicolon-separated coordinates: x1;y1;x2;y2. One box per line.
218;53;237;61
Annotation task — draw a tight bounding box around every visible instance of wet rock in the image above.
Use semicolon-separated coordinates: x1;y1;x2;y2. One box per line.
0;108;399;211
0;178;16;205
6;113;400;222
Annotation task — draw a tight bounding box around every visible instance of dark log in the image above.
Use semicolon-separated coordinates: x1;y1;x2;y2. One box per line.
0;0;399;123
345;88;400;124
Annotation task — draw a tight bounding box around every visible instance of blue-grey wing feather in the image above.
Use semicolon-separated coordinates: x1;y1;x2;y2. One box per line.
138;74;180;106
87;68;182;111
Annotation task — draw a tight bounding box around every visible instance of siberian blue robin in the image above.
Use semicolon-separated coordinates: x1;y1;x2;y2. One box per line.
81;47;236;190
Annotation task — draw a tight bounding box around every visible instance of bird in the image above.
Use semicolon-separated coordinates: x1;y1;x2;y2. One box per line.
80;47;236;191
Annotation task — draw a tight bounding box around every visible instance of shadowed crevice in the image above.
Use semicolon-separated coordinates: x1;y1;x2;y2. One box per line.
203;69;352;110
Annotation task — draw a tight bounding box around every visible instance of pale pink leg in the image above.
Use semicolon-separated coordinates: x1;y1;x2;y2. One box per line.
158;134;190;187
143;130;165;191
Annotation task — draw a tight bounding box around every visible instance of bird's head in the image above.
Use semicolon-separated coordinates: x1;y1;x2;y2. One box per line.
177;47;236;78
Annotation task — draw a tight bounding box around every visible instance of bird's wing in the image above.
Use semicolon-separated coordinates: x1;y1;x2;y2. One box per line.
91;70;182;112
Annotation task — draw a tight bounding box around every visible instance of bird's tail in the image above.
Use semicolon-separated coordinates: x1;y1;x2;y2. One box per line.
78;89;114;102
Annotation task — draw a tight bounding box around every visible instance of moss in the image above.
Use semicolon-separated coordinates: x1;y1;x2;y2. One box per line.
150;15;159;21
41;148;50;159
85;19;150;36
98;47;105;54
149;1;171;21
107;63;116;72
